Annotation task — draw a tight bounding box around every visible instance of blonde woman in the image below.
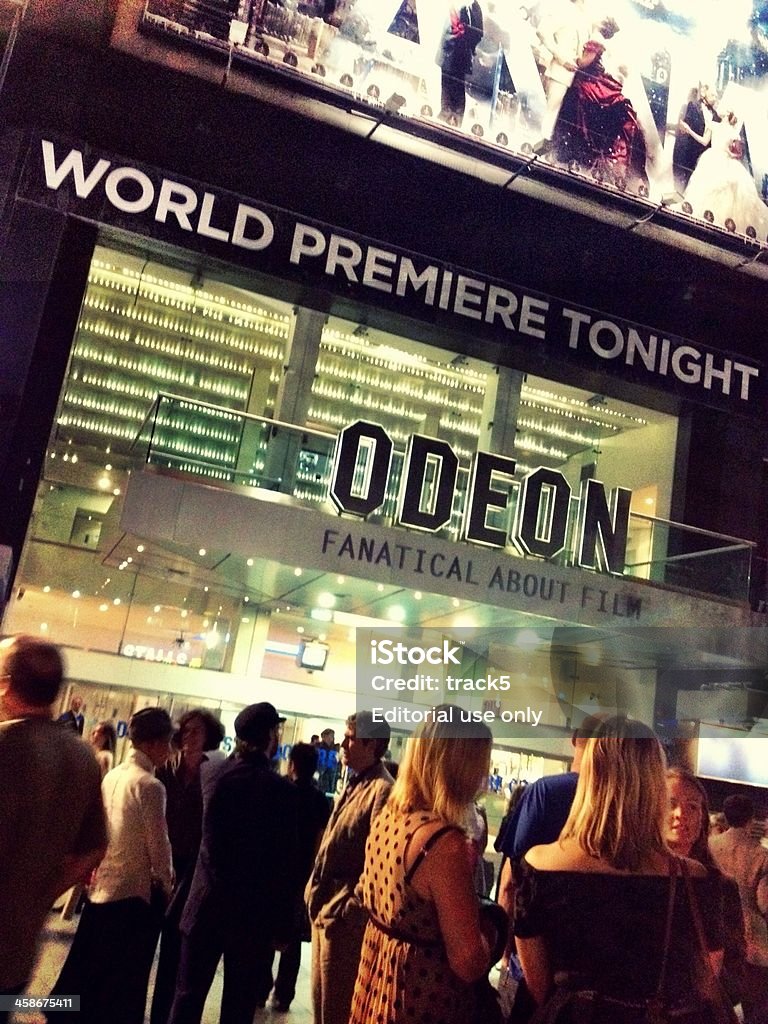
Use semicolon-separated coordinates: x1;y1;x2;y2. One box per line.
514;717;725;1024
349;706;497;1024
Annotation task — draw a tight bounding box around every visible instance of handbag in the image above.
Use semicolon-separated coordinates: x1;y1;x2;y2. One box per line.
680;859;740;1024
474;897;507;1024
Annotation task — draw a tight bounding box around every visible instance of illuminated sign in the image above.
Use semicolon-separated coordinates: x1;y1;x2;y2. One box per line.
121;643;189;665
22;137;763;415
329;419;631;575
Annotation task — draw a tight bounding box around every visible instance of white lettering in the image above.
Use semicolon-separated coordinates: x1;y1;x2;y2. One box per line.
519;295;549;339
484;285;518;329
326;233;363;281
231;204;274;251
453;275;485;320
588;319;624;359
362;246;396;292
732;362;759;401
104;167;155;214
562;308;591;348
289;222;326;264
155;179;198;231
395;258;438;305
197;192;230;242
672;345;703;385
41;140;110;197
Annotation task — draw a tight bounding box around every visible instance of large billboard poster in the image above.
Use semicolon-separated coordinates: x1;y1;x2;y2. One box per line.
114;0;768;239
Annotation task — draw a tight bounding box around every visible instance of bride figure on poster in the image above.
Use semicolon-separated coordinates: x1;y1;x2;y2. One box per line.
684;111;768;234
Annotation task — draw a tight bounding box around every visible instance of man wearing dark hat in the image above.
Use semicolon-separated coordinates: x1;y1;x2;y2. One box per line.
306;709;393;1024
168;702;300;1024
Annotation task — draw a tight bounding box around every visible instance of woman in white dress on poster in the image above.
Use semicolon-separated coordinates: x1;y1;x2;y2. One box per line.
684;111;768;234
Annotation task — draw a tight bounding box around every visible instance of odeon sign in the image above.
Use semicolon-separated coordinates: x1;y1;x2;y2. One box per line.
329;421;632;577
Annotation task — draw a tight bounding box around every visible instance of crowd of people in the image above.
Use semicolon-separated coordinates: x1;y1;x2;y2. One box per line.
2;634;767;1024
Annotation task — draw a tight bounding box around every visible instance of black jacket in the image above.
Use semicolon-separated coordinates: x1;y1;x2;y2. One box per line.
181;752;300;946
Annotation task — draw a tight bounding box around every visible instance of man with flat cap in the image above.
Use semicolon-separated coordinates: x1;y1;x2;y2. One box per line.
306;709;393;1024
168;702;300;1024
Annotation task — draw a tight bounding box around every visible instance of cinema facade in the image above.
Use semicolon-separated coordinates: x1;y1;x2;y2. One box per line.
1;0;768;777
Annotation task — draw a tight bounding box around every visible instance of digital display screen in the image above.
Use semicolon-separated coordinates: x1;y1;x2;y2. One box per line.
697;726;768;787
299;640;330;670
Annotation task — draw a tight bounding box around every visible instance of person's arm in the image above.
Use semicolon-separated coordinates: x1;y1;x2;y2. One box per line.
679;103;710;145
49;846;106;902
423;829;491;982
497;857;516;962
140;780;174;896
680;121;710;146
757;867;768;919
48;765;108;900
538;19;578;73
516;935;552;1006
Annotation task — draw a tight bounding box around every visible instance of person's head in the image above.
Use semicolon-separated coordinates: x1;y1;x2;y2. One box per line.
389;706;492;828
234;702;286;759
700;83;717;107
341;711;390;774
70;695;83;713
288;741;319;783
320;728;335;747
570;713;608;770
128;707;173;768
90;720;117;754
0;635;64;713
598;15;619;39
177;709;225;758
722;793;754;829
666;767;713;865
310;734;320;745
710;811;728;836
560;716;668;871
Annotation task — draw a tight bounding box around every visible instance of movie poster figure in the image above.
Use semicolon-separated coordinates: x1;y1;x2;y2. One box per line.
437;2;485;126
532;0;592;153
672;83;720;193
684;111;768;234
552;17;647;190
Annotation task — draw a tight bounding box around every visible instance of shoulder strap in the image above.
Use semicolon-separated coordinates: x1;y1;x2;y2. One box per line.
680;858;708;954
681;860;736;1024
404;824;462;885
654;856;679;1004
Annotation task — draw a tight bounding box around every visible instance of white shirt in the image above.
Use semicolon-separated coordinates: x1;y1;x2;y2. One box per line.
89;748;173;904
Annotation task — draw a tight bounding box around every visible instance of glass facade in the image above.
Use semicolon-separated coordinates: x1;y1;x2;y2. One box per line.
3;235;758;774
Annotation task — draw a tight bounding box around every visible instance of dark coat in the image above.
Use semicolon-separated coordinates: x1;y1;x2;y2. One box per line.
438;3;484;77
180;752;300;946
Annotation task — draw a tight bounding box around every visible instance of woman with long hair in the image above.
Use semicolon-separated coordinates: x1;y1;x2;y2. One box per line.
514;717;725;1023
667;767;745;1012
349;705;499;1024
89;720;117;779
149;708;225;1024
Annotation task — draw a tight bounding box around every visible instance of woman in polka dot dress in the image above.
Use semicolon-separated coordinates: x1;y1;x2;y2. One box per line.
349;707;495;1024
